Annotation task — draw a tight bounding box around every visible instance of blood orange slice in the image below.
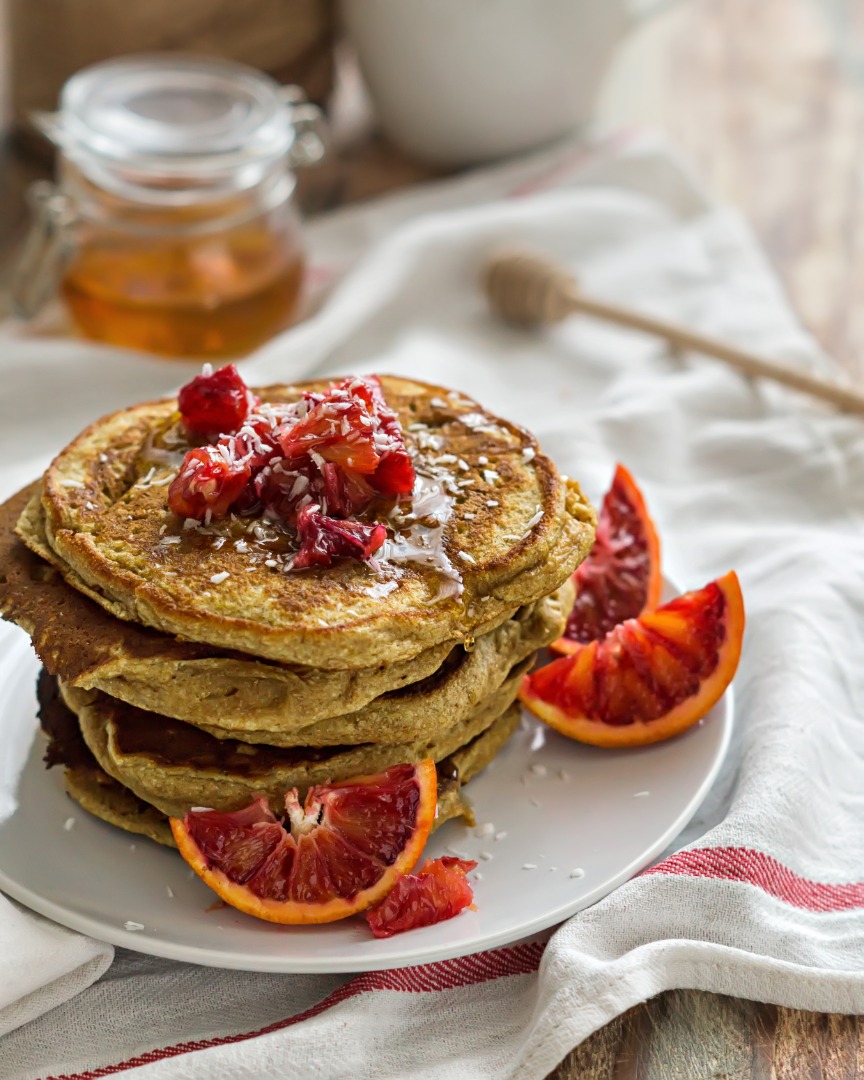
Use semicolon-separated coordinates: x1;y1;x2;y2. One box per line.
170;760;437;924
551;464;662;655
365;857;477;938
521;572;744;747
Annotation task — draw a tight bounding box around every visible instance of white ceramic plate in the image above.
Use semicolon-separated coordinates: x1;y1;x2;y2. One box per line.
0;581;733;974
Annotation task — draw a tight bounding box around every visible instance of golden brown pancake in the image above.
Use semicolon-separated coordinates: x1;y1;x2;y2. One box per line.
2;485;523;729
28;376;595;668
64;766;177;847
1;486;569;741
194;584;569;745
37;668;175;846
38;672;514;844
63;664;528;819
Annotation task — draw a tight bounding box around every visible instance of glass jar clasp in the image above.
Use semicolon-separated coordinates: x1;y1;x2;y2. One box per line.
11;180;79;319
279;86;329;169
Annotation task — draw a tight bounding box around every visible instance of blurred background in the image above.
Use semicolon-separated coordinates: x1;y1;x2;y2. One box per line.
0;0;863;373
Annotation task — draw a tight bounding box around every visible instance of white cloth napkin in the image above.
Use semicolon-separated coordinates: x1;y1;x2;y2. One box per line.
0;897;111;1041
4;131;864;1079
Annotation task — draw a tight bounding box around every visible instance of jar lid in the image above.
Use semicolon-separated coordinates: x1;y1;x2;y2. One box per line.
35;54;309;198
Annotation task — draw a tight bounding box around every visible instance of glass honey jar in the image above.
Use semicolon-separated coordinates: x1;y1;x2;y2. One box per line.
12;55;327;359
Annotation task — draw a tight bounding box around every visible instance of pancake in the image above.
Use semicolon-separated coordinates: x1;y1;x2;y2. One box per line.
39;672;515;844
63;661;528;819
62;758;479;849
64;765;177;847
182;581;570;746
37;668;175;846
29;375;595;668
59;716;518;846
0;484;525;733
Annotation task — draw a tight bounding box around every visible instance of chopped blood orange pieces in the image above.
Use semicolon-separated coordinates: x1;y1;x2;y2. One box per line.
278;396;381;475
169;370;412;569
293;504;387;569
167;445;251;520
365;856;477;938
364;375;416;497
178;363;257;440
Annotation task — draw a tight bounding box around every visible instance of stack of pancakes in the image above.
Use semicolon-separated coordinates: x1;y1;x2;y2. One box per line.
0;377;595;847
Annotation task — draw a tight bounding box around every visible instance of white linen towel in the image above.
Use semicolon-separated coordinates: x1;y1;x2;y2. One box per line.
2;133;864;1079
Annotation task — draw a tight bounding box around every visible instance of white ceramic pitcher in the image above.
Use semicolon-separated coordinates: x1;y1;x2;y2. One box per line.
341;0;680;166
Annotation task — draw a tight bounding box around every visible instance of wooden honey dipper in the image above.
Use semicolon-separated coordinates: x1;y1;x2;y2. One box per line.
482;249;864;417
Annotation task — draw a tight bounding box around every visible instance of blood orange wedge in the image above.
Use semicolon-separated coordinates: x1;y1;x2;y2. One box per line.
170;760;437;925
521;572;744;748
365;856;477;938
551;463;662;655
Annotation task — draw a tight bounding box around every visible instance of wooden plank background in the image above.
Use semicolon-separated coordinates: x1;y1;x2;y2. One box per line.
599;0;864;383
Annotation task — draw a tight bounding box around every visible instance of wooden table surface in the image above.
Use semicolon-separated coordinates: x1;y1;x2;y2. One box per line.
2;0;863;1075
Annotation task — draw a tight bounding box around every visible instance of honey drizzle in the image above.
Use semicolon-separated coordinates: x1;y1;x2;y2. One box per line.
139;422;189;472
384;470;463;601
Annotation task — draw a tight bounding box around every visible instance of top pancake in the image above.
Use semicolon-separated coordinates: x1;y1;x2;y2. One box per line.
27;375;595;668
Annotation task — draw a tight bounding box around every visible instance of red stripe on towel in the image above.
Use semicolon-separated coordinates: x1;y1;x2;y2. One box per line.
647;846;864;912
49;940;545;1079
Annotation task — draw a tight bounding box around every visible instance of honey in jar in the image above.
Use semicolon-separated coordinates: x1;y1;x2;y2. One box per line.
13;56;326;359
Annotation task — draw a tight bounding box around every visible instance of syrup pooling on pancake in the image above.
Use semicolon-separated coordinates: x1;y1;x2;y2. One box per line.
378;397;545;602
383;472;462;600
